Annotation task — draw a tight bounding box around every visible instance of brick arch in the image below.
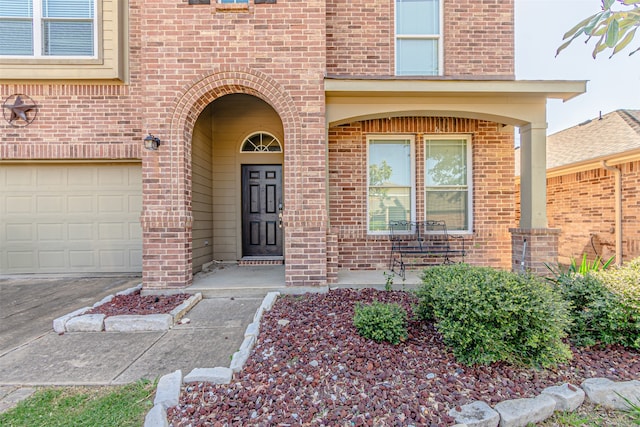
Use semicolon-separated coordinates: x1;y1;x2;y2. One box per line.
171;67;299;148
164;67;301;214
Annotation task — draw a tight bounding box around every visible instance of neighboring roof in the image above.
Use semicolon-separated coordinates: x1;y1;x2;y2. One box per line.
515;109;640;175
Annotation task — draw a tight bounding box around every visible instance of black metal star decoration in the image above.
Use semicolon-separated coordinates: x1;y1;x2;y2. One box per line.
2;94;38;127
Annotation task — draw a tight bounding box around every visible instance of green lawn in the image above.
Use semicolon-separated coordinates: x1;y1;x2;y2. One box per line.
535;401;639;427
0;380;155;427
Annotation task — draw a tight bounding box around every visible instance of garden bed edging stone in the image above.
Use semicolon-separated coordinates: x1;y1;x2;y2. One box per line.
52;284;202;333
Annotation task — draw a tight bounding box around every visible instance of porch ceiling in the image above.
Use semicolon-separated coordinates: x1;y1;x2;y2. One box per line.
325;78;587;128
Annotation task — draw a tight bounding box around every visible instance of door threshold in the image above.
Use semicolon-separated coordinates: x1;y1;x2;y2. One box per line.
238;256;284;266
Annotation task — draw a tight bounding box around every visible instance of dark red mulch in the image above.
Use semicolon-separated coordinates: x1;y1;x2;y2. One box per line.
167;288;640;426
86;290;191;317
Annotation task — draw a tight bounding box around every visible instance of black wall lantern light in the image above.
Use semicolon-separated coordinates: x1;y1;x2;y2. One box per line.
144;134;161;150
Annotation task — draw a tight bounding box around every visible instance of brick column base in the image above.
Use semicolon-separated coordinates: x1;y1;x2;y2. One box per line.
284;225;327;287
141;212;193;290
510;228;560;276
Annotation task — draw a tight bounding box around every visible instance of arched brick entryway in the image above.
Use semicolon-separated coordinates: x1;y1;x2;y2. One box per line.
141;67;302;289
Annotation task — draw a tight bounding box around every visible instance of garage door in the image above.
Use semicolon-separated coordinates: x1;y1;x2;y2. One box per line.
0;163;142;274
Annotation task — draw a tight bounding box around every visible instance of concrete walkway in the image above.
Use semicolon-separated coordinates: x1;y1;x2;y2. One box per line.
0;276;262;413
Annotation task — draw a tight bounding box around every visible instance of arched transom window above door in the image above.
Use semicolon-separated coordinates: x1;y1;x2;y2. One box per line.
240;132;282;152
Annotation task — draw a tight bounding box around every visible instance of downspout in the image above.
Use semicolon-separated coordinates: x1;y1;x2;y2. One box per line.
601;160;622;265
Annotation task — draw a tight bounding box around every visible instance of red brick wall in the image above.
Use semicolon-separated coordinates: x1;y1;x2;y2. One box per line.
443;0;514;77
328;117;515;271
0;85;141;158
326;0;514;77
539;162;640;264
326;0;393;75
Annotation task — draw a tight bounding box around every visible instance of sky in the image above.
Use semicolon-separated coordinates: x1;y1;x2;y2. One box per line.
515;0;640;135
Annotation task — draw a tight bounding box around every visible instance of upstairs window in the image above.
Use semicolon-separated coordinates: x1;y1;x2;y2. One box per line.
0;0;96;58
395;0;441;76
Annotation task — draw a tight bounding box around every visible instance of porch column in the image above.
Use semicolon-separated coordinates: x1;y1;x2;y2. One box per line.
511;122;559;275
518;123;547;229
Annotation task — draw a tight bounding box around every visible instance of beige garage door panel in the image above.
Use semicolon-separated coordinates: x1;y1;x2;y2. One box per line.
0;163;142;274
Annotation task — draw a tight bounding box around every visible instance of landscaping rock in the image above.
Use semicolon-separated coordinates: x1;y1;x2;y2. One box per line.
184;367;233;384
116;284;142;296
581;378;640;410
52;306;91;333
448;400;499;427
230;349;250;373
262;291;280;310
104;314;172;332
65;314;105;332
169;293;202;323
253;306;265;323
239;335;256;353
92;294;114;308
154;370;182;409
541;383;585;411
245;321;260;337
164;288;640;426
494;394;556;427
144;404;169;427
277;319;290;327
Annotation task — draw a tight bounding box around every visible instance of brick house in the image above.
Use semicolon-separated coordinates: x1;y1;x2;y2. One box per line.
516;110;640;266
0;0;584;289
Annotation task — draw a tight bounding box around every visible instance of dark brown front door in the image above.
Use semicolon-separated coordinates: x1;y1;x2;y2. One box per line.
242;165;283;256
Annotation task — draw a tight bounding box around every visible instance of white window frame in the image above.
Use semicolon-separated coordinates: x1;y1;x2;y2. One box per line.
394;0;443;76
424;134;473;234
366;134;416;235
0;0;98;59
239;131;283;153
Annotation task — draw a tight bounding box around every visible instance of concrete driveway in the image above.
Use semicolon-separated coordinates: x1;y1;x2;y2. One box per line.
0;276;142;356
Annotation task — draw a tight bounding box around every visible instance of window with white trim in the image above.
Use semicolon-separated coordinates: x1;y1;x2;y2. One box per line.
395;0;441;76
0;0;97;58
367;136;415;232
240;132;282;152
424;136;472;232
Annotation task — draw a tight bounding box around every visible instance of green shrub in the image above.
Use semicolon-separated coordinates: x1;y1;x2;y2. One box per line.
558;258;640;349
416;264;572;367
546;254;614;284
353;301;408;345
594;257;640;312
